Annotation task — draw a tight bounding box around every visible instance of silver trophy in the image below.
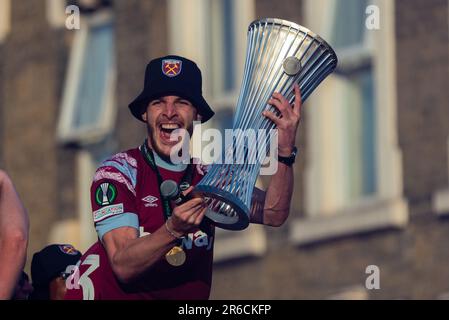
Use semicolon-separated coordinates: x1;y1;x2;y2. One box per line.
194;18;338;230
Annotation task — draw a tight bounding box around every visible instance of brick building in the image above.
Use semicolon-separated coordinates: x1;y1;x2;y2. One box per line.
0;0;448;299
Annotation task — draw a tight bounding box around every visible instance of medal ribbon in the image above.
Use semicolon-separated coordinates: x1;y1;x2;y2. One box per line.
140;139;194;222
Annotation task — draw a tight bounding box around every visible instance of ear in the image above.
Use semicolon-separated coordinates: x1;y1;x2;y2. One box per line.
196;113;203;122
142;112;148;122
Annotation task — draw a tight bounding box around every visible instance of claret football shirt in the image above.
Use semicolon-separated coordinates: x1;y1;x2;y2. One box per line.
64;146;214;300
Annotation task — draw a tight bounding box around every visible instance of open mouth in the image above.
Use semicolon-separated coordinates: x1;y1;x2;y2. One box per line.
158;122;183;143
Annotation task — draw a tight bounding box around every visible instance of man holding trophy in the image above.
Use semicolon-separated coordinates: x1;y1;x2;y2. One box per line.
65;19;336;300
64;53;300;300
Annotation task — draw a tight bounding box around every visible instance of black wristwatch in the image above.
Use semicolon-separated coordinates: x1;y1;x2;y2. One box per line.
278;146;298;167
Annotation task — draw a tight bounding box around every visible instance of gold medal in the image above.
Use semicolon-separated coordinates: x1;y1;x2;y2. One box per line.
165;246;186;267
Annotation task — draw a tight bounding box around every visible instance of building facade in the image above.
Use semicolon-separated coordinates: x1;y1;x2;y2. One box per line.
0;0;448;299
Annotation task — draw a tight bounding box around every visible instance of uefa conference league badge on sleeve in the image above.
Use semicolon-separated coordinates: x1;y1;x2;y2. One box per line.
95;182;117;206
93;182;124;223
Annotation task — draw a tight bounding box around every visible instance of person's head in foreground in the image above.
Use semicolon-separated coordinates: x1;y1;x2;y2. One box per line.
30;244;81;300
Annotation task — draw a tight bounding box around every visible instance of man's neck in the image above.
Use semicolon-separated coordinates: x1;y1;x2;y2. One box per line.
152;149;187;172
146;138;188;172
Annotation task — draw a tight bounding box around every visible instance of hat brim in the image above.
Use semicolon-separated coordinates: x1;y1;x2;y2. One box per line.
129;89;214;123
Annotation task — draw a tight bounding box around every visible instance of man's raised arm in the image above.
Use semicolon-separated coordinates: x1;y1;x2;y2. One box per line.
250;84;301;227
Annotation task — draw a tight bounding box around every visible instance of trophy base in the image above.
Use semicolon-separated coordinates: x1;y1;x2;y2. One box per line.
192;185;250;231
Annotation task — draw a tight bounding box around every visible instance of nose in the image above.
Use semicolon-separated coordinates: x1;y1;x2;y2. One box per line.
162;101;177;118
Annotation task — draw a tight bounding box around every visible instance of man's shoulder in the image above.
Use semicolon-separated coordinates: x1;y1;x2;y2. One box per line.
100;148;141;168
91;147;142;195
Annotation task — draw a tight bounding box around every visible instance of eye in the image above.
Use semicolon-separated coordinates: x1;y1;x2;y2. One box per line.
177;99;191;106
150;99;161;106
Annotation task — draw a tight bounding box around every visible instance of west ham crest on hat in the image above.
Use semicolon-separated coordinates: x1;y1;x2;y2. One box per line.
162;59;182;77
129;55;215;123
58;244;79;256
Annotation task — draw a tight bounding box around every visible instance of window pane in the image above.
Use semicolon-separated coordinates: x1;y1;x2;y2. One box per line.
72;22;114;129
222;0;235;92
342;67;376;202
360;69;376;195
332;0;368;49
207;0;236;97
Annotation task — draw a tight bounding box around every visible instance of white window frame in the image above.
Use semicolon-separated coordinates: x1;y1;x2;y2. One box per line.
290;0;409;245
48;149;108;252
77;150;101;251
57;10;116;144
168;0;266;263
46;0;67;28
0;0;11;43
330;0;376;205
47;3;116;250
168;0;252;110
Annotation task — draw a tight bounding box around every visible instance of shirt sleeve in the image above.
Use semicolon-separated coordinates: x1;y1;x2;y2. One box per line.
90;154;139;241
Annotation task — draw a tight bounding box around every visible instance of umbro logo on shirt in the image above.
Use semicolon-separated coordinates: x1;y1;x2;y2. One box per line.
142;195;159;207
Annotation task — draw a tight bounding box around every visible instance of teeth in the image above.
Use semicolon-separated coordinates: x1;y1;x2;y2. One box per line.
161;123;180;130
